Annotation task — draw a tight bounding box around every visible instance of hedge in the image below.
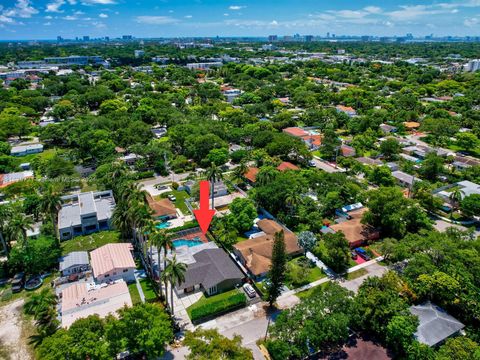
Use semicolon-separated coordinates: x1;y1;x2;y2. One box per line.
189;292;247;323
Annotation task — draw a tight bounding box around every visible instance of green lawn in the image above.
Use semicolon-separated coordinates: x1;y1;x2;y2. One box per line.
61;231;121;255
128;282;142;305
345;268;368;280
187;289;241;318
296;282;329;300
285;257;326;289
159;190;190;215
139;278;158;302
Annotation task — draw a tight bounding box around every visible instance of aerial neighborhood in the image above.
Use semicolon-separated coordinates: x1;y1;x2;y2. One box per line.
0;26;480;360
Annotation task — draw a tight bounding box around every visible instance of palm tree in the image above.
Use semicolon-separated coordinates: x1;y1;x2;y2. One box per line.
232;161;248;183
24;288;57;317
149;229;173;302
164;255;186;314
6;206;34;248
285;191;301;214
256;166;277;186
449;188;465;219
40;185;62;240
205;162;223;209
112;200;132;240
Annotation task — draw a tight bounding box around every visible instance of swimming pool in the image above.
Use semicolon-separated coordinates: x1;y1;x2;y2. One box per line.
172;238;203;248
156;222;171;229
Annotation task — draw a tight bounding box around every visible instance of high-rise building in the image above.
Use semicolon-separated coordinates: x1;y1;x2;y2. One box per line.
122;35;133;40
465;59;480;72
327;32;330;38
268;35;278;42
83;36;90;42
57;36;63;42
305;35;314;42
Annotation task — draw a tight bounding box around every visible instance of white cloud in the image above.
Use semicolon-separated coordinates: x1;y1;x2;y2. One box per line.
464;16;479;26
4;0;38;18
135;16;178;25
43;21;52;25
81;0;117;5
364;6;382;14
99;13;108;18
0;15;14;24
334;10;368;19
229;5;245;10
63;15;78;20
46;0;65;13
224;13;229;16
387;4;454;20
184;15;192;19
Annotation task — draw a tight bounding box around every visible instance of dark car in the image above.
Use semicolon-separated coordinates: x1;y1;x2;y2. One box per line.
355;248;371;261
351;251;358;260
11;272;25;293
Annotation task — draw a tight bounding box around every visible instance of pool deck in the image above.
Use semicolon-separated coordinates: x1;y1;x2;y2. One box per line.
171;229;208;243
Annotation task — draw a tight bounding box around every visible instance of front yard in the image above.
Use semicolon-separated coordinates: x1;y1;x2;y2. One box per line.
158;190;191;214
186;289;247;323
61;231;121;255
285;256;325;289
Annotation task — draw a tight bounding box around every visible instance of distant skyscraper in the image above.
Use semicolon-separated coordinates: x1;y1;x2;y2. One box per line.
305;35;313;42
105;36;110;41
327;32;330;38
465;59;480;72
122;35;133;40
57;36;63;42
83;35;90;42
268;35;278;42
406;33;414;40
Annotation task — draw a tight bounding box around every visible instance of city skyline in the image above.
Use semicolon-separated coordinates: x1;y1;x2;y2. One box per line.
0;0;479;40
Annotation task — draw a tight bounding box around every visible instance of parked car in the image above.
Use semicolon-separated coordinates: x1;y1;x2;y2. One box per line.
243;283;256;298
11;272;25;293
351;251;358;260
308;160;316;167
355;248;371;261
167;194;176;202
154;184;168;190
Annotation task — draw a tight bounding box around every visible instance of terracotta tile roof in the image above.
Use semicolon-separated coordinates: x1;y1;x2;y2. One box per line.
302;134;322;147
90;243;135;279
330;208;379;246
404;121;421;129
234;219;301;276
147;196;177;218
244;167;259;183
277;161;300;171
283;127;309;138
336;105;356;113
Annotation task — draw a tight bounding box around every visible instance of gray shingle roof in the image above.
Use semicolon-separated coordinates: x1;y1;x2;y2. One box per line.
409;301;465;347
176;248;244;291
59;251;89;271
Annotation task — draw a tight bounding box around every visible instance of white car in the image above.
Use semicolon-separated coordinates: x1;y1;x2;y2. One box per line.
243;283;256;298
167;194;176;202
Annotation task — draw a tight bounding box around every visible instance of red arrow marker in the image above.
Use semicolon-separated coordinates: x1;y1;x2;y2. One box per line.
193;180;215;235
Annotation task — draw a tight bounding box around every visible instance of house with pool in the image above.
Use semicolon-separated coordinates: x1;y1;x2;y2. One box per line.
147;195;177;222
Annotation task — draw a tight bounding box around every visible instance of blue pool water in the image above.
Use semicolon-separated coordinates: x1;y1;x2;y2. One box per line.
173;238;203;248
156;222;171;229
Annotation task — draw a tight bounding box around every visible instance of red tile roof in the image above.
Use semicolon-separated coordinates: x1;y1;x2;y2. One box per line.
283;127;309;138
90;243;135;279
244;167;259;183
277;161;300;171
302;134;322;147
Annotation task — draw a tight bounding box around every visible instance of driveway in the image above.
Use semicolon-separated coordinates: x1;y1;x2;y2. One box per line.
312;157;346;173
340;262;387;293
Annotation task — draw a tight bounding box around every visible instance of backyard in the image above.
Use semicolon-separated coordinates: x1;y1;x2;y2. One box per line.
60;231;121;255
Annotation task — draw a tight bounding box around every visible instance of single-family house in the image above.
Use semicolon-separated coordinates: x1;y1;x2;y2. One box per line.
90;243;136;283
10;143;43;156
244;167;259;184
58;190;116;241
211;180;229;198
61;281;132;328
0;170;34;188
409;302;465;347
379;124;397;134
59;251;89;276
340;144;356;157
329;208;380;248
176;248;244;296
355;157;382;166
403;121;421;131
436;180;480;202
147;196;177;220
233;219;302;279
277;161;299;171
336;105;357;117
392;170;421;188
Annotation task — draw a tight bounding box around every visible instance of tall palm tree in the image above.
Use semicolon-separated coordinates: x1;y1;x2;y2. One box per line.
449;188;465;219
205;162;224;209
149;229;173;302
112;200;132;240
24;288;57;317
164;255;186;314
285;191;301;214
40;185;62;240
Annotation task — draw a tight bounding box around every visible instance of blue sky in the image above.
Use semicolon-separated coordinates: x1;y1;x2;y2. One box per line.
0;0;479;39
